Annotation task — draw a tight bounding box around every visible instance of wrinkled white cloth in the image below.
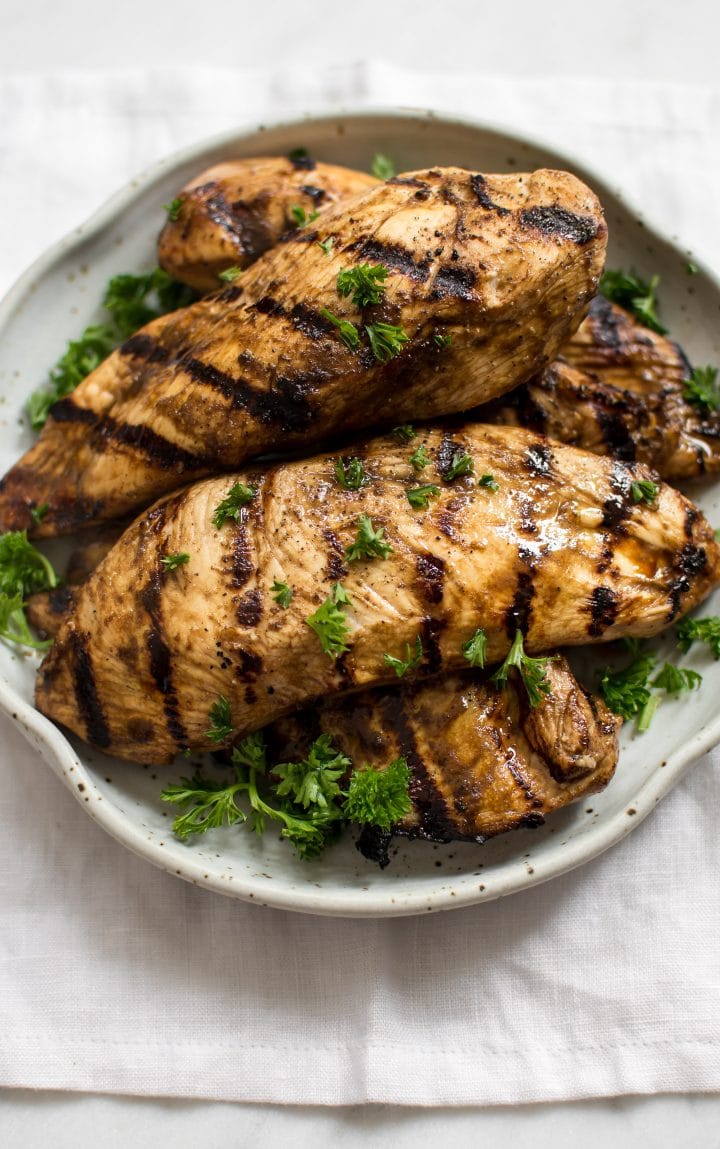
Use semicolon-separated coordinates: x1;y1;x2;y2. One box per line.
0;66;719;1106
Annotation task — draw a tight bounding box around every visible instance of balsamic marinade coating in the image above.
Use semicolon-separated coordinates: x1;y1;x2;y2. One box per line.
1;167;606;537
35;423;720;765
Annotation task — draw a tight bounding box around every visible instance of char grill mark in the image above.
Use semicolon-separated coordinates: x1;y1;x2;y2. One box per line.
69;631;111;748
236;588;263;628
420;617;444;674
588;585;619;636
520;205;600;245
99;414;211;472
181;354;315;432
300;184;326;203
377;693;455;842
430;264;477;301
415;552;445;604
506;546;539;636
525;441;554;477
585;294;623;347
601;462;633;530
137;521;189;748
470;173;511;215
202;188;270;255
322;528;348;582
120;334;172;365
354;238;432;282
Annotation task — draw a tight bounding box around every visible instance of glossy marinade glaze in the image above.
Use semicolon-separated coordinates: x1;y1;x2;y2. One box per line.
35;423;720;764
0;167;606;536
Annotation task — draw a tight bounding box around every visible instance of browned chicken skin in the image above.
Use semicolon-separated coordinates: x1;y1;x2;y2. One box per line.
0;167;606;537
270;658;620;865
35;423;720;765
157;156;378;291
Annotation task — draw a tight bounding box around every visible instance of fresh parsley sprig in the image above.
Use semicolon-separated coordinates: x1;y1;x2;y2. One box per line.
365;322;409;362
478;474;499;491
273;733;350;810
306;583;352;658
491;631;555;708
393;424;416;443
317;237;335;256
337;263;388;308
443;449;474;482
206;696;233;743
683;366;720;412
344;758;412;830
462;629;487;668
371;153;395;180
211;482;256;528
384;634;423;678
271;580;293;609
631;479;658;505
161;552;190;572
218;266;243;283
320;309;361;351
598;649;657;724
0;530;59;651
346;515;393;563
334;456;366;490
406;484;440;510
599;269;667;334
163;197;183;222
28;325;116;430
290;204;319;228
409;445;431;472
676;616;720;659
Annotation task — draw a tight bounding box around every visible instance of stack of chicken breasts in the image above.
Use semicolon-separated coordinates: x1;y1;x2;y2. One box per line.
4;153;719;858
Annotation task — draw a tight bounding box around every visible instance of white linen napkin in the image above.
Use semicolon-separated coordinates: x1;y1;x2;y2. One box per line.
0;65;719;1106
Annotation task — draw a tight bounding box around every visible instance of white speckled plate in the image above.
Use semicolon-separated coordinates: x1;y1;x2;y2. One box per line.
0;110;719;917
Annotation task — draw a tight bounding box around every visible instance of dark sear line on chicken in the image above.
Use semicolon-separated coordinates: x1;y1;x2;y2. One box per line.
1;167;607;538
270;657;621;867
34;423;720;765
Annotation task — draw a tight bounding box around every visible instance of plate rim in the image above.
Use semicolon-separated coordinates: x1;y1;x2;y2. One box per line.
1;106;719;917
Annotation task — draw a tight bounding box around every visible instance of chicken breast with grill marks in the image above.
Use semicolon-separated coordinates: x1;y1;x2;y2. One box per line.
0;167;606;537
486;296;720;479
269;658;620;866
157;156;379;291
35;422;719;765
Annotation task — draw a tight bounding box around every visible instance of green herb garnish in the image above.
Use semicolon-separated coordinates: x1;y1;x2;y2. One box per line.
164;197;183;222
443;449;474;482
462;629;488;668
28;325;116;430
598;650;657;722
676;616;720;659
393;424;416;443
306;583;352;658
334;456;366;490
365;322;409;362
211;482;256;528
652;663;702;693
478;474;499;491
271;580;293;609
30;503;49;527
631;479;658;505
371;154;395;180
599;269;667;334
0;530;59;651
290;204;320;228
491;630;554;708
274;733;350;810
160;552;190;572
337;263;388;308
383;634;423;678
205;696;233;743
345;515;393;562
406;484;440;509
317;237;335;256
682;366;720;412
433;333;452;349
409;445;431;472
218;266;243;283
320;309;361;351
343;758;411;830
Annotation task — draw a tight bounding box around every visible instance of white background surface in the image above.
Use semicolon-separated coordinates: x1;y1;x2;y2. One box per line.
2;1;720;1144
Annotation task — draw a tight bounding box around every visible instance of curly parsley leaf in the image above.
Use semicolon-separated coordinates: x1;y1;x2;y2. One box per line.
462;628;488;669
598;650;657;722
161;772;248;840
409;445;431;472
365;322;409;362
163;197;183;222
290;204;319;228
28;324;116;430
433;332;452;349
334;456;366;490
443;449;474;482
344;757;411;830
337;263;388;308
274;733;351;810
320;308;361;351
218;266;243;283
211;482;256;528
346;515;393;562
383;634;423;678
682;365;720;412
371;153;395;180
393;424;416;443
478;474;499;491
0;530;58;600
406;484;440;510
652;663;702;693
631;479;658;505
271;579;293;609
599;269;667;334
491;630;555;708
676;616;720;659
317;237;335;256
30;503;49;527
306;583;352;658
206;696;233;744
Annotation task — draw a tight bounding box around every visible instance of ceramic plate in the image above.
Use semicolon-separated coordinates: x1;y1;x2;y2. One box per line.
1;110;718;917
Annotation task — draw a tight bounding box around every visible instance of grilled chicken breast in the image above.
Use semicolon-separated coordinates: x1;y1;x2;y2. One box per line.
35;423;719;764
487;296;720;479
158;156;379;291
270;657;620;865
0;167;606;538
